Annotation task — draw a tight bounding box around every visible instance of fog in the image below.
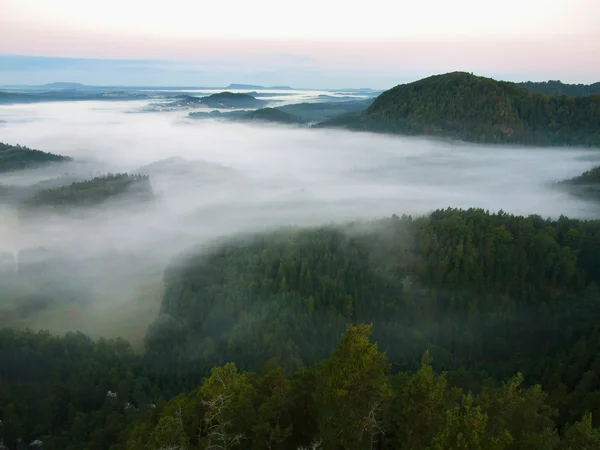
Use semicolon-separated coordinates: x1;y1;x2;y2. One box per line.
1;98;600;343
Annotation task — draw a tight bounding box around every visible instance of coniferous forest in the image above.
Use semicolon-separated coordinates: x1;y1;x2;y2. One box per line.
4;208;600;449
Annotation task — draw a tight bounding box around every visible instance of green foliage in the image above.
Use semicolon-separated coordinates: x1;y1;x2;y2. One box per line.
148;415;188;450
24;173;153;208
387;351;460;449
319;72;600;147
0;142;71;173
428;394;512;450
559;414;600;449
3;324;600;449
315;324;391;450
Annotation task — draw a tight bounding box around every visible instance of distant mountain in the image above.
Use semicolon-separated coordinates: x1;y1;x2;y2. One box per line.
41;82;86;89
0;142;72;173
317;72;600;147
517;80;600;97
0;90;149;105
226;84;292;90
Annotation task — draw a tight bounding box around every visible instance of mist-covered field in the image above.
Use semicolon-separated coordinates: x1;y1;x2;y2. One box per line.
1;97;599;344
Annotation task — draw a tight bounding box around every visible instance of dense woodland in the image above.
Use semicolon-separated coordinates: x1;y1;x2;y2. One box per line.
0;142;71;173
318;72;600;147
4;208;600;449
23;173;153;208
517;81;600;97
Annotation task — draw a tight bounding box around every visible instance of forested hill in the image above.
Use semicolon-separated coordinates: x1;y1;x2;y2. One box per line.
23;173;153;208
4;208;600;449
318;72;600;146
0;142;72;173
517;80;600;97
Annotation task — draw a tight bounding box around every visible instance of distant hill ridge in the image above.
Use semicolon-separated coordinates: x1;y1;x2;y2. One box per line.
517;80;600;97
318;71;600;147
226;83;292;90
41;82;85;89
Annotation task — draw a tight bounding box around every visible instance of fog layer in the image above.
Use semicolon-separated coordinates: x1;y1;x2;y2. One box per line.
1;98;599;342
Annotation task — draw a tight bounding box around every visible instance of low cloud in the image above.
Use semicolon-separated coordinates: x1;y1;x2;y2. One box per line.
1;97;599;341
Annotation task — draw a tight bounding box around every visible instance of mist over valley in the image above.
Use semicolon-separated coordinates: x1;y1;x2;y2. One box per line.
2;0;600;441
1;92;600;342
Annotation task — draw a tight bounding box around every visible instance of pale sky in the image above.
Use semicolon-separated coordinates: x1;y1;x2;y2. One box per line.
1;0;599;87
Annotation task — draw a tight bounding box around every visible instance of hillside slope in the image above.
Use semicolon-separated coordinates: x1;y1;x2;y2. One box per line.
319;72;600;146
0;142;72;173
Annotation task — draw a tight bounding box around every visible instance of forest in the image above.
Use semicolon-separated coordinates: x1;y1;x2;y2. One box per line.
0;142;72;173
318;72;600;147
23;173;153;209
4;208;600;449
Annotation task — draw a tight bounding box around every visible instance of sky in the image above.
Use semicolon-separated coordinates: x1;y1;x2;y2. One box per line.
1;0;599;88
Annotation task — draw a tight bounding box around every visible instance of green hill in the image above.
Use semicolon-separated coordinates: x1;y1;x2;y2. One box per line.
0;142;72;173
318;72;600;146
